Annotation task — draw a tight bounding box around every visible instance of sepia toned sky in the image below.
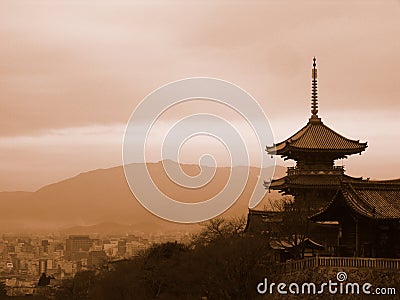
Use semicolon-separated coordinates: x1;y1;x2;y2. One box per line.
1;0;399;191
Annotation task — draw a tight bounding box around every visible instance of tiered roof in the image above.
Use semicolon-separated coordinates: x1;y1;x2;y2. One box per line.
244;210;283;233
310;180;400;221
267;119;367;159
268;174;363;190
267;57;367;159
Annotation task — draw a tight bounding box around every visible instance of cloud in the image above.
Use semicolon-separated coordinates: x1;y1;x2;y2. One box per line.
0;0;399;190
0;124;125;191
1;1;399;136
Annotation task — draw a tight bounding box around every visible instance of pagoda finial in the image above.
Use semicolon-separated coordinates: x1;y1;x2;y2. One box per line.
311;57;318;118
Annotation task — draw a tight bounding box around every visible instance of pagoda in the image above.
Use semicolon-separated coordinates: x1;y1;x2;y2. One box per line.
265;58;367;212
246;58;400;259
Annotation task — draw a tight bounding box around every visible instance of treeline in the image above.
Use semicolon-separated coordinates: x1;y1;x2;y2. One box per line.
59;217;273;300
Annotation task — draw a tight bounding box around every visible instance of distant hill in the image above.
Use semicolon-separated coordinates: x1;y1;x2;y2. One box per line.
0;162;286;233
59;222;173;236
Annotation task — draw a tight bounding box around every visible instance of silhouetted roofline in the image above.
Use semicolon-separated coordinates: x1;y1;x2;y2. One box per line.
265;174;365;190
267;120;367;158
310;181;400;221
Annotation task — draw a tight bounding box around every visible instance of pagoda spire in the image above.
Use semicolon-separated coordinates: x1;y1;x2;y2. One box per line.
311;57;319;118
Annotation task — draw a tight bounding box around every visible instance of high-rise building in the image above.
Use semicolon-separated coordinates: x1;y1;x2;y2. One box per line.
41;240;49;254
117;239;127;257
87;250;108;268
65;235;93;261
39;258;47;275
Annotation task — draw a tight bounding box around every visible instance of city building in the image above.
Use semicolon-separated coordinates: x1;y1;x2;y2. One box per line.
65;235;93;261
87;250;108;268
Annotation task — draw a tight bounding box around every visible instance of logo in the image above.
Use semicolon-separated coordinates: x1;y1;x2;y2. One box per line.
123;77;275;223
336;271;347;282
257;271;396;296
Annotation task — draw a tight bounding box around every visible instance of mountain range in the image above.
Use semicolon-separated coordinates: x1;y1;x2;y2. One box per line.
0;161;286;234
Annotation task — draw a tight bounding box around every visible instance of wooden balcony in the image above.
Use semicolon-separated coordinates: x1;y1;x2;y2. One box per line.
287;166;344;176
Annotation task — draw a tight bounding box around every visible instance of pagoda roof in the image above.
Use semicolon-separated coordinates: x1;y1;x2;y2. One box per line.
270;238;324;250
267;58;367;159
265;174;363;190
267;118;367;157
310;180;400;221
244;209;283;233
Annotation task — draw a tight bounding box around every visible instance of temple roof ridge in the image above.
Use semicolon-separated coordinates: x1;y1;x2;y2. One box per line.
267;120;367;154
265;173;365;190
310;181;400;221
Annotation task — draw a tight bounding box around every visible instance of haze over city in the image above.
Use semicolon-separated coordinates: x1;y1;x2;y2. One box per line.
1;2;400;298
1;1;399;191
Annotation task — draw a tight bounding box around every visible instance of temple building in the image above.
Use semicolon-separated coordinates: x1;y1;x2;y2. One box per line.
265;57;367;213
246;58;400;258
310;181;400;258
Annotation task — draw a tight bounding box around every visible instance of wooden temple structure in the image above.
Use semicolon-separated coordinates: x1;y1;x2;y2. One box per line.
310;181;400;258
246;58;400;258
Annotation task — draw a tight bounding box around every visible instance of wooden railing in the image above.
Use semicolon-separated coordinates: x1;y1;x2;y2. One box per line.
274;257;316;274
318;257;400;269
287;166;344;176
275;256;400;274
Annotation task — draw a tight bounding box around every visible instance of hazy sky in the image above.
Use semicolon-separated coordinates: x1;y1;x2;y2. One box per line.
1;1;399;191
